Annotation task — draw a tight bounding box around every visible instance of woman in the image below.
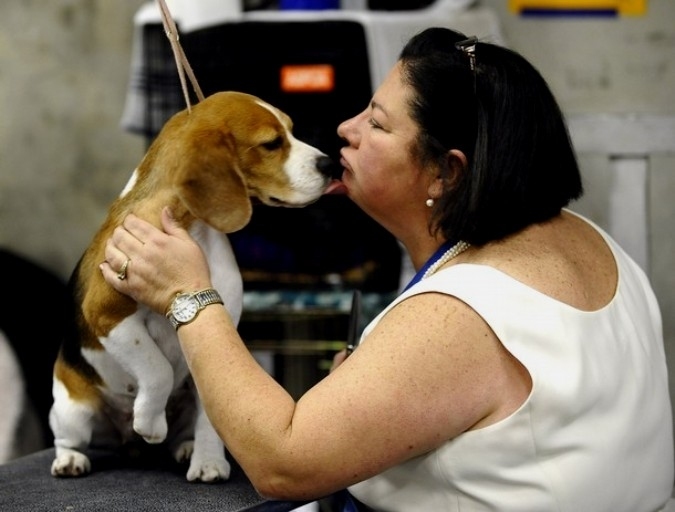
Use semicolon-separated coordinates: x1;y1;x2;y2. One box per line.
101;28;673;511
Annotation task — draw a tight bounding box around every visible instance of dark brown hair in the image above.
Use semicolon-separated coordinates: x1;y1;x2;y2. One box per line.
399;27;583;245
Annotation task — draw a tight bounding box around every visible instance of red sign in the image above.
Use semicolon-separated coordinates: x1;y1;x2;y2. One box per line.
281;64;335;93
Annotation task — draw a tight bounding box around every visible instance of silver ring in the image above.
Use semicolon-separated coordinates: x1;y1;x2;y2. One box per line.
117;258;130;281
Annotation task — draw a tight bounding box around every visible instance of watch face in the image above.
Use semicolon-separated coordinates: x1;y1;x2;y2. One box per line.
172;294;199;323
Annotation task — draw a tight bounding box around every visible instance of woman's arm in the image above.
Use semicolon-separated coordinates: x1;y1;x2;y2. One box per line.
100;208;524;500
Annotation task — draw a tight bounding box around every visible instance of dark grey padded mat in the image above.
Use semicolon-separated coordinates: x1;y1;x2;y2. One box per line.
0;447;307;511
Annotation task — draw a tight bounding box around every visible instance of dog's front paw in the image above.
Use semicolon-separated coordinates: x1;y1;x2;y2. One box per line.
173;440;194;463
51;449;91;477
186;458;232;483
133;412;168;444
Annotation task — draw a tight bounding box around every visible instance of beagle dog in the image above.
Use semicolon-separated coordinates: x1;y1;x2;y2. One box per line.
49;91;338;482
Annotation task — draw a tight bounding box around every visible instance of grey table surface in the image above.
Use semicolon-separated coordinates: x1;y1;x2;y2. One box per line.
0;447;308;511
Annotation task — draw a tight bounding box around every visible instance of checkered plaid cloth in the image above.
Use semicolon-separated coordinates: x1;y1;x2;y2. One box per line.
121;23;184;141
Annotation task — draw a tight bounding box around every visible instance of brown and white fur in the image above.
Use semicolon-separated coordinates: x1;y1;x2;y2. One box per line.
49;91;337;481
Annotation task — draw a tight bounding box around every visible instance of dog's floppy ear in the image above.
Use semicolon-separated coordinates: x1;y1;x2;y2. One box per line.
172;130;252;233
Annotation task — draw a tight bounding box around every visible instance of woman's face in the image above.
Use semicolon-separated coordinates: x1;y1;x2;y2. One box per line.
336;62;432;233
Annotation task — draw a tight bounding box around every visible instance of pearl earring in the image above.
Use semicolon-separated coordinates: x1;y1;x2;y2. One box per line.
425;198;434;208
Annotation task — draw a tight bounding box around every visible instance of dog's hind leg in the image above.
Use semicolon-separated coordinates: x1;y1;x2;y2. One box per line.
183;400;230;482
49;378;97;477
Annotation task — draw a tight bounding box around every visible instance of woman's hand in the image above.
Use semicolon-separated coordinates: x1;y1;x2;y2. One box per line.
100;207;213;314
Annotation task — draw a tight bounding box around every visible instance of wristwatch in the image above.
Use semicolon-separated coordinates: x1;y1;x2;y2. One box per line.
166;288;224;330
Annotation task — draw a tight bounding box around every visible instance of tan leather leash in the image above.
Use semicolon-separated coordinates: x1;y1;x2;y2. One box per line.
155;0;205;113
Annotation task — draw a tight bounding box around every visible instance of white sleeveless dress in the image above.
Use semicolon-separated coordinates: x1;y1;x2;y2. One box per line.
349;214;674;511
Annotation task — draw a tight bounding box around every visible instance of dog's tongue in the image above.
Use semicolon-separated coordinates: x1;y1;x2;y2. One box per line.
324;179;347;195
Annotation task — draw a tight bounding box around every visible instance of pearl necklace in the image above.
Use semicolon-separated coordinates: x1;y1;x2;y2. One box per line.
421;240;471;280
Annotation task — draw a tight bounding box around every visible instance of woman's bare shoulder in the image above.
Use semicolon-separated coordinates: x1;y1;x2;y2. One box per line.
466;212;617;311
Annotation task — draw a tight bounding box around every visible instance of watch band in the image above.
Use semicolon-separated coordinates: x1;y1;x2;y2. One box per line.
194;288;223;308
167;288;224;329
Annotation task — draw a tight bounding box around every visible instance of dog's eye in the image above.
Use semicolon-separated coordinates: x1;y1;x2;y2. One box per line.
261;136;284;151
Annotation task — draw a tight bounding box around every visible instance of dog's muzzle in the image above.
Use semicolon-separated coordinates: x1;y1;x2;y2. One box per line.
317;155;343;180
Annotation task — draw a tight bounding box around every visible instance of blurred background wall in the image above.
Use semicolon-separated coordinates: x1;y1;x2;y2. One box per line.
0;0;146;277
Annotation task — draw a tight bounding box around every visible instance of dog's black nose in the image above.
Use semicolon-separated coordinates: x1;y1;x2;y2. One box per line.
317;155;343;180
